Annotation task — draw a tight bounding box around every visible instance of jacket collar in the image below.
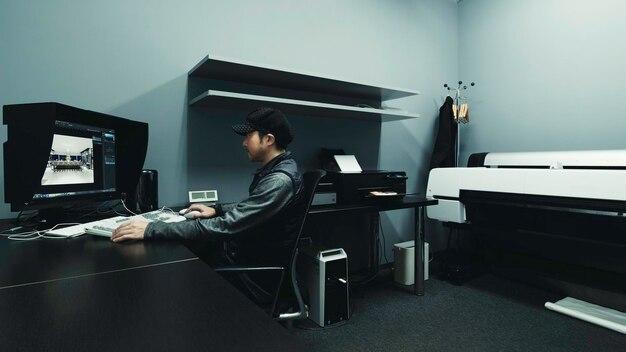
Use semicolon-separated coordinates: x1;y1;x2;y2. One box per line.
255;151;291;176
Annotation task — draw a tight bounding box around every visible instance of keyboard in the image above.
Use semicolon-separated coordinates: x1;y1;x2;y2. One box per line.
46;216;128;237
84;209;187;237
46;210;186;238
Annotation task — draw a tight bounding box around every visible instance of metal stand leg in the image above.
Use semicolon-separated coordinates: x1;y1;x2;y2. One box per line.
415;206;425;295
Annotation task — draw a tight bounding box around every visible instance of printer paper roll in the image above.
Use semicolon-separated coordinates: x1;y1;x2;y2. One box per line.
545;297;626;334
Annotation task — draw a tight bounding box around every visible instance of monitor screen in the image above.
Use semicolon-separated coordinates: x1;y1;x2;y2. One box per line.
3;102;148;222
34;121;117;201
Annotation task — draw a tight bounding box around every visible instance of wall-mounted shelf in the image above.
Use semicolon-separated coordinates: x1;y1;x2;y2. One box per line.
189;90;420;122
188;54;420;122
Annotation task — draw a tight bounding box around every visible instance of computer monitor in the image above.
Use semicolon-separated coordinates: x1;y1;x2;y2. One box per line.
3;102;148;225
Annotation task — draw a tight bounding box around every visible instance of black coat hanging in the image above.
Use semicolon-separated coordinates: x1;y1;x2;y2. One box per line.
430;96;457;169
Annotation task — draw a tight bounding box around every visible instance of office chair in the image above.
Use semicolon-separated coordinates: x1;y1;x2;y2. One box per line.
214;169;326;321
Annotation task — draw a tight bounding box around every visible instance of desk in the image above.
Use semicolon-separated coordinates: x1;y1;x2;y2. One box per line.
0;231;308;351
0;235;195;289
309;195;437;295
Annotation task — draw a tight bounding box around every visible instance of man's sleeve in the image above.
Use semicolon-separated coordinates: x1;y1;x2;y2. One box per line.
214;202;236;216
145;173;293;241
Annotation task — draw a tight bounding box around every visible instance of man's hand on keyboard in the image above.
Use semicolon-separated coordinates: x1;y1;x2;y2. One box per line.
111;220;149;243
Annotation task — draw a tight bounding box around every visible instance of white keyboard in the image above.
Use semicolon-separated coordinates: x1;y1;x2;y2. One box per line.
46;216;128;237
46;210;186;238
45;226;86;237
84;216;140;237
84;209;187;237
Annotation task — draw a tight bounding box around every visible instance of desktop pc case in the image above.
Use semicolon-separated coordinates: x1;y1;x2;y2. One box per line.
299;247;349;327
124;169;158;213
130;169;158;213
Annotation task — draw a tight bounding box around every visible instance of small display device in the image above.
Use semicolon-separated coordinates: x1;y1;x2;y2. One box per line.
188;190;218;203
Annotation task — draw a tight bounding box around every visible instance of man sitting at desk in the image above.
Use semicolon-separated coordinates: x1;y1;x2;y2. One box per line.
111;107;304;274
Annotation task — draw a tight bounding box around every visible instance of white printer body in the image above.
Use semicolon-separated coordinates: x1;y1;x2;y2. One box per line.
426;150;626;224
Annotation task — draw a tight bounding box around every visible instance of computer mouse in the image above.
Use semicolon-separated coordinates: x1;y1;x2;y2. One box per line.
183;210;201;219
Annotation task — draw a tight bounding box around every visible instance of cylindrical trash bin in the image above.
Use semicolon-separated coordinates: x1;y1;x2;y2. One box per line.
393;240;429;285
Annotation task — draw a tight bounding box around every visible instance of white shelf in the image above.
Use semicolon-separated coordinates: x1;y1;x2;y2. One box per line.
189;90;420;122
188;54;420;122
188;54;419;102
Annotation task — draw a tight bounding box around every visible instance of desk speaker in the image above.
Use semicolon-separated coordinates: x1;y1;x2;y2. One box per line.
130;169;158;213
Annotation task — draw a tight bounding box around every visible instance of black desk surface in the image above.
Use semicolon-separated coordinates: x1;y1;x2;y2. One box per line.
0;219;309;352
0;234;195;289
309;195;437;215
0;259;306;352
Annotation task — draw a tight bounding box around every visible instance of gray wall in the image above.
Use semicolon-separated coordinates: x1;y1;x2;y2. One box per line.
0;1;458;255
458;0;626;164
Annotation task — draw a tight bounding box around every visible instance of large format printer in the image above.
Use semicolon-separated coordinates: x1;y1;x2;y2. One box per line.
427;150;626;224
426;150;626;313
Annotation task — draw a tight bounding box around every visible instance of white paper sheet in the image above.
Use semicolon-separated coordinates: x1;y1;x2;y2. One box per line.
334;155;362;172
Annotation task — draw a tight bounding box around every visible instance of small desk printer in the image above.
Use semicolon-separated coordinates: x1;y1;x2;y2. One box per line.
313;170;407;205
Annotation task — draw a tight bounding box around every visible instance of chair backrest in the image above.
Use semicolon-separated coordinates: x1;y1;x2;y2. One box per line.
290;169;327;254
277;169;326;321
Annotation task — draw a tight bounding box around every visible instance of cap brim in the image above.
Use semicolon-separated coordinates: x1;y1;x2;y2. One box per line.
231;123;255;136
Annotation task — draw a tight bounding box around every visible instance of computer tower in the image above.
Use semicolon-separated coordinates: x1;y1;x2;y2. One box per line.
299;247;349;327
129;169;158;213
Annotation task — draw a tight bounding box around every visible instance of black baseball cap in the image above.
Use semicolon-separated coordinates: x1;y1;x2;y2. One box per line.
232;107;295;147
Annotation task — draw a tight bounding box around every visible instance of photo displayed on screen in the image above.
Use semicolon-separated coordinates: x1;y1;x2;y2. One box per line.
42;135;95;185
32;120;117;201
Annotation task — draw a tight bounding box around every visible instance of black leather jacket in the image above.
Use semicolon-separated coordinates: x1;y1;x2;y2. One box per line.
144;152;303;265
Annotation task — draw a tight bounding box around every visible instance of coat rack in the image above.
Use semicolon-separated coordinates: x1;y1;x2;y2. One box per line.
443;81;475;167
